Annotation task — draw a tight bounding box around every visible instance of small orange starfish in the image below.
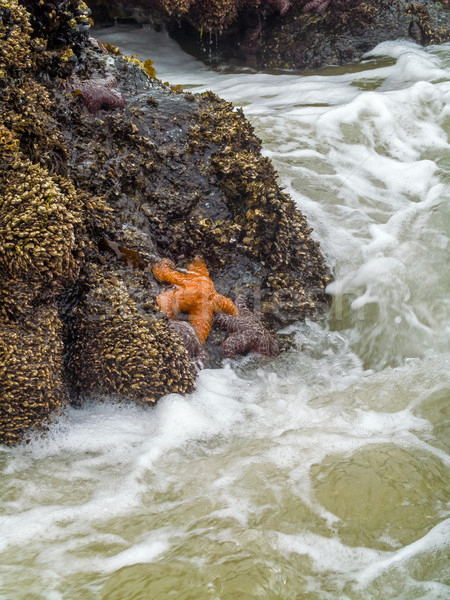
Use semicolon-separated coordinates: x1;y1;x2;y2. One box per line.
152;256;238;344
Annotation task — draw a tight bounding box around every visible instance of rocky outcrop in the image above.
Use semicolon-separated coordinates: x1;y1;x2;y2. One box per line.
0;0;329;445
249;0;450;71
86;0;450;71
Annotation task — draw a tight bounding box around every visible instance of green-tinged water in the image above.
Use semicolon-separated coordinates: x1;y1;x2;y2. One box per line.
0;32;449;600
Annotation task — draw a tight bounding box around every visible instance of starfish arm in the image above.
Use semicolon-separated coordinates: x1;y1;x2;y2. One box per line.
269;336;279;357
188;256;210;277
196;346;209;368
222;331;256;359
169;321;209;368
84;95;101;113
255;331;279;357
214;313;241;333
190;303;214;344
153;259;187;286
103;76;118;89
235;295;253;317
103;88;125;109
157;289;180;319
302;0;330;14
214;294;239;316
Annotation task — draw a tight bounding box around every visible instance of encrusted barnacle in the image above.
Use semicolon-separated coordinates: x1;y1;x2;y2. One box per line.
17;0;91;50
0;304;68;446
0;1;33;75
67;268;195;402
0;156;82;292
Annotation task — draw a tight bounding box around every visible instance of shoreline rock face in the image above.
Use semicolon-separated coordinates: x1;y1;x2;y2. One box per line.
250;0;450;71
0;0;329;445
86;0;450;71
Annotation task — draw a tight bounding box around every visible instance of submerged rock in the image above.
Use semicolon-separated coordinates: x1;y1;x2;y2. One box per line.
0;0;329;445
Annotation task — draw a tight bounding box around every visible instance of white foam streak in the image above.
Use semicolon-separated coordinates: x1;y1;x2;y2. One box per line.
357;519;450;586
101;530;171;572
276;530;382;573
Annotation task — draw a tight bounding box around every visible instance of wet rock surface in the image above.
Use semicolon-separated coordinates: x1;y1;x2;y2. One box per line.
251;0;450;71
86;0;450;71
0;0;329;445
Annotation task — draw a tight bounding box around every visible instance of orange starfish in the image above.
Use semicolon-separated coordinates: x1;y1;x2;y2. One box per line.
152;256;239;344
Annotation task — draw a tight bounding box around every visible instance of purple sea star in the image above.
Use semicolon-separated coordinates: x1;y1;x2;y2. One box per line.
302;0;359;15
267;0;291;16
214;295;279;359
66;74;125;114
169;320;209;369
302;0;331;14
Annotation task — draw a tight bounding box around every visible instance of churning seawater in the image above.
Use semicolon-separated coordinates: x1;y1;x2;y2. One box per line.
1;27;449;599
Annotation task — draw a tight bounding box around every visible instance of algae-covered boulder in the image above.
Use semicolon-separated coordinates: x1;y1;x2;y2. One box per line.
0;0;330;445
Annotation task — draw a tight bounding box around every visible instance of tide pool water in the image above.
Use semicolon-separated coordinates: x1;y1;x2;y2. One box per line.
0;28;449;600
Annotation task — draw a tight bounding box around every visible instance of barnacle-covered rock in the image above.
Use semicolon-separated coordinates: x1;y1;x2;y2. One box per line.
0;305;68;446
18;0;91;51
49;37;330;338
89;0;267;32
1;0;331;445
0;79;67;165
0;1;33;76
0;158;81;286
0;130;106;320
185;91;329;326
1;0;91;79
68;267;195;402
255;0;450;71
